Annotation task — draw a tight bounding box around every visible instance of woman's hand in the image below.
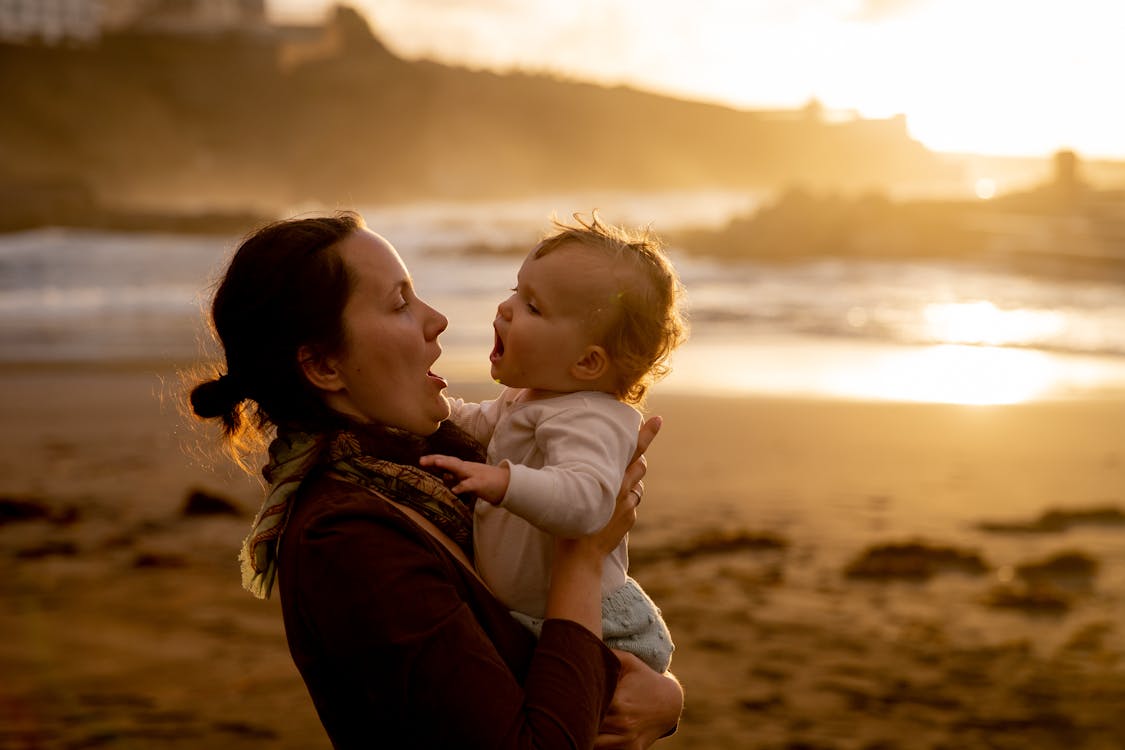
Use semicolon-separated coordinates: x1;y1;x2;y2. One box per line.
623;416;660;500
596;651;684;749
546;417;663;634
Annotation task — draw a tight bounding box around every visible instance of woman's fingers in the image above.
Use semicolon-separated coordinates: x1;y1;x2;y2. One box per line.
620;416;660;504
631;416;662;464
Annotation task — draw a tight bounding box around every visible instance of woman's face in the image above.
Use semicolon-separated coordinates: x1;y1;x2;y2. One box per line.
319;229;451;435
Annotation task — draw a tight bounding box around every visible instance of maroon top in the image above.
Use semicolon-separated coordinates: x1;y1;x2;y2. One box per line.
277;473;621;749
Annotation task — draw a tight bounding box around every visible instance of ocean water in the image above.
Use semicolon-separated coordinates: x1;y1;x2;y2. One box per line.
2;190;1124;404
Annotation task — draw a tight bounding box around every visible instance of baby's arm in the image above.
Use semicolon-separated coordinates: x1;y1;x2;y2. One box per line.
502;404;639;537
445;394;505;446
425;401;639;537
419;455;510;505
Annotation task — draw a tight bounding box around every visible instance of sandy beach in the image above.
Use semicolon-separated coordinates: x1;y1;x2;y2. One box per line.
2;365;1124;749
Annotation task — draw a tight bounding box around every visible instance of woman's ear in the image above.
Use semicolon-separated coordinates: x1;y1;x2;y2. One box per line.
298;345;345;393
570;345;609;382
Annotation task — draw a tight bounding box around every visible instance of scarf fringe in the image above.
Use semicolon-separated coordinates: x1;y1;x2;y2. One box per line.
239;426;476;601
239;538;274;599
239;431;323;600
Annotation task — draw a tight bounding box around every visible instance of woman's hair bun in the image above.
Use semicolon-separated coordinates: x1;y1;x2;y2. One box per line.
190;372;245;419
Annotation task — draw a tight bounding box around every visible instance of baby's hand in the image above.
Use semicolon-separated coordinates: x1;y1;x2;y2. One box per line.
420;455;510;505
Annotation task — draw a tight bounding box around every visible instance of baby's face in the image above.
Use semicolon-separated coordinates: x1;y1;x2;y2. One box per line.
490;242;614;393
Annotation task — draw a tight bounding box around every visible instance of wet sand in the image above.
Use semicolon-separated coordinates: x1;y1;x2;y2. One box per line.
1;366;1124;749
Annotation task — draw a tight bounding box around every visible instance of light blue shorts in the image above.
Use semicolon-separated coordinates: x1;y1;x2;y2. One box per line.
511;576;674;673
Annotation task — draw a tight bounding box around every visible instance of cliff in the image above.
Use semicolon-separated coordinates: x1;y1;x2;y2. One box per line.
0;7;951;220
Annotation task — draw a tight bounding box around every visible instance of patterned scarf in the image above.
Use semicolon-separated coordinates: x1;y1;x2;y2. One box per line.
239;423;479;599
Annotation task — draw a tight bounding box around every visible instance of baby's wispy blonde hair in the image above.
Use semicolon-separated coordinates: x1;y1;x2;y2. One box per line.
534;212;689;406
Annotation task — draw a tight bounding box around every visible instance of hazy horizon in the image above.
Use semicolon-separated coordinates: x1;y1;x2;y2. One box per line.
266;0;1125;162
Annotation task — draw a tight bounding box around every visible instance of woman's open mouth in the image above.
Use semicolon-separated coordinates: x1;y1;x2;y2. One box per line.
427;351;447;388
427;369;448;388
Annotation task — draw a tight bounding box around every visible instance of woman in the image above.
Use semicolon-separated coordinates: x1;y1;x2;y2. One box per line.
190;212;683;748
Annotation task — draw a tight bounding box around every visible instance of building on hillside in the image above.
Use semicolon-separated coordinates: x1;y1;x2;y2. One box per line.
107;0;266;34
0;0;100;44
276;6;394;71
0;0;266;44
967;151;1125;266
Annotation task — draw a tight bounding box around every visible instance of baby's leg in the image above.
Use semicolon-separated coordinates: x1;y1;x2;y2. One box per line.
508;579;674;672
602;577;674;673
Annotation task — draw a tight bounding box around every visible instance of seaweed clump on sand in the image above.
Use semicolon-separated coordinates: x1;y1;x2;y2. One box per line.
181;488;243;518
630;528;789;566
0;496;78;526
976;505;1125;534
844;541;989;581
984;549;1100;615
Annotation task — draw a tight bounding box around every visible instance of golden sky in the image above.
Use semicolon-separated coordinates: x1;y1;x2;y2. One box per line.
270;0;1125;160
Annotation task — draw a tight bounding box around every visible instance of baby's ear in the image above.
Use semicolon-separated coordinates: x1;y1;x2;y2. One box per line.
298;345;345;393
571;345;609;382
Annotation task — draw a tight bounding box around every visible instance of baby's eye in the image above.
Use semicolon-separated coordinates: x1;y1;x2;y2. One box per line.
527;301;540;315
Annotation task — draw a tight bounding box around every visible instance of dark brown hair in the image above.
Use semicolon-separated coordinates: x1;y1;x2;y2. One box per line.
190;212;362;452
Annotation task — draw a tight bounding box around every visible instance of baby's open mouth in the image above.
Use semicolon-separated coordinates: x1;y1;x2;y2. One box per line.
490;329;505;362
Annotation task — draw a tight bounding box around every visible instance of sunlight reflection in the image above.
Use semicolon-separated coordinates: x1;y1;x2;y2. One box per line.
923;301;1065;347
661;339;1091;405
821;345;1055;405
974;178;997;199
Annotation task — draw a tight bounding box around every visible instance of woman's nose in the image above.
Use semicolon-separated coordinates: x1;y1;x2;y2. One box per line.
425;303;448;339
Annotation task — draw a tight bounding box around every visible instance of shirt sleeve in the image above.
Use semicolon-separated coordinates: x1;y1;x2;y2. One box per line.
447;395;503;447
292;490;621;749
501;401;639;537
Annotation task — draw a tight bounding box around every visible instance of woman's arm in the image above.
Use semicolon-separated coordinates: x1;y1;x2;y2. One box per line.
287;480;621;749
588;416;685;747
284;417;665;748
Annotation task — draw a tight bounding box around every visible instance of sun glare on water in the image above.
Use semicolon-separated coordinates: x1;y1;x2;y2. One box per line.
672;300;1080;405
668;337;1068;406
828;301;1068;404
974;178;997;200
822;345;1055;405
922;301;1066;347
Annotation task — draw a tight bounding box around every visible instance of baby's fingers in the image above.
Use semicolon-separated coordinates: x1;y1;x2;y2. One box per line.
420;454;463;473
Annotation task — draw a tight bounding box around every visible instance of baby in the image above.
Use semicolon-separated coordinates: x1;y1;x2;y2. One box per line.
423;213;687;672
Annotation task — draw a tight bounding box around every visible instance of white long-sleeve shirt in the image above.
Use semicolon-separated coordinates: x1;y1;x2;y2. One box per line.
449;388;640;618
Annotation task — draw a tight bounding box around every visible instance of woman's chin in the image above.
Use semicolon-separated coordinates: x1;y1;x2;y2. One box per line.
432;394;452;429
